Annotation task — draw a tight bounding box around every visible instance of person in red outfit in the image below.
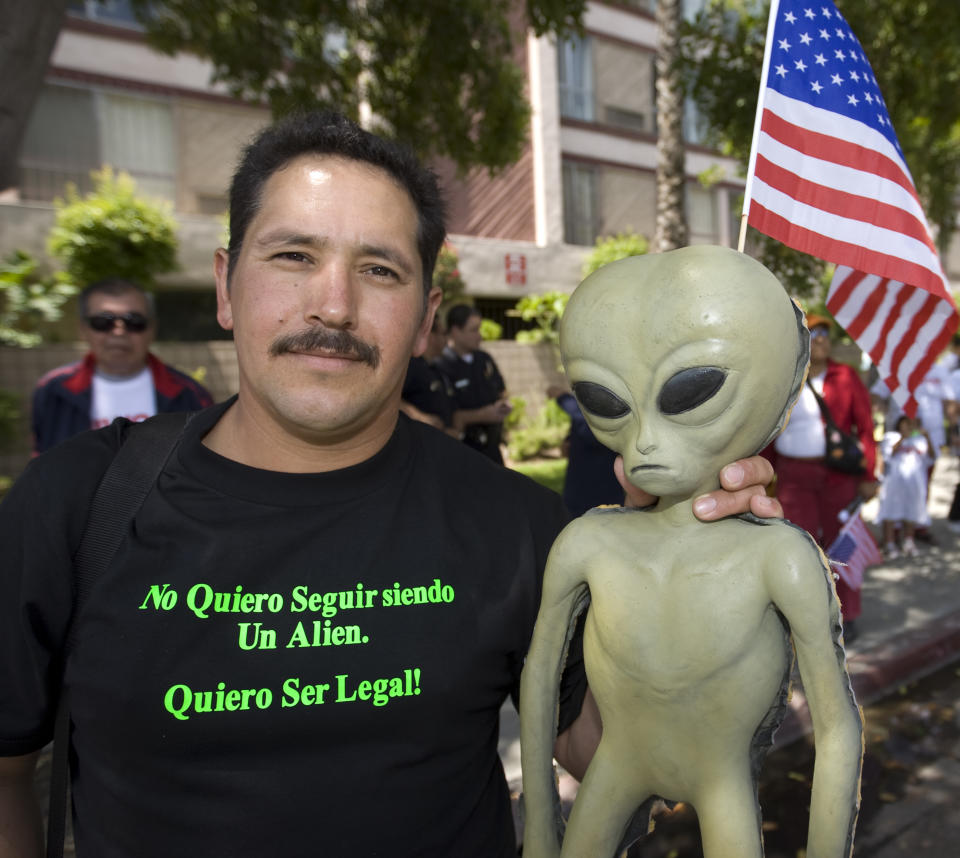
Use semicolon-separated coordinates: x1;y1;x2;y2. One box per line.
765;313;878;639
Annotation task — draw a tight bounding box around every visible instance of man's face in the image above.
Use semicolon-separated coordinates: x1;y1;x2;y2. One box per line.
214;154;439;445
450;314;482;354
809;325;832;361
83;290;154;378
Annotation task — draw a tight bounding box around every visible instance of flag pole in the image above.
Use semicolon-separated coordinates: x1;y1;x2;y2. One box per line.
738;0;781;253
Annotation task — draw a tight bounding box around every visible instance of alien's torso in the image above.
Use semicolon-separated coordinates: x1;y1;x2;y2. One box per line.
566;509;794;792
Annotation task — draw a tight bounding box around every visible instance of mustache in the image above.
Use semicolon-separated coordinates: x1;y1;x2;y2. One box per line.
269;327;381;368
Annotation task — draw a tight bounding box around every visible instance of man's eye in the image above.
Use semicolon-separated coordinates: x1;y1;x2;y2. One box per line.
658;367;727;415
366;265;399;279
573;382;630;419
273;251;309;263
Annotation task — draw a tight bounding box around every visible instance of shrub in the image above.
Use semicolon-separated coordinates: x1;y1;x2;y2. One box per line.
0;250;76;348
582;231;649;278
0;388;21;498
505;397;571;462
510;292;569;345
510;459;567;495
503;395;527;432
0;388;20;449
433;243;467;305
479;317;503;341
48;167;178;287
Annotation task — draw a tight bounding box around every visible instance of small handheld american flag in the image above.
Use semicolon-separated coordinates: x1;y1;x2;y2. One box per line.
826;500;882;590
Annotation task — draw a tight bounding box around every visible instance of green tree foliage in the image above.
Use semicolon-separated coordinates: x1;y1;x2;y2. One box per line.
0;250;76;348
131;0;586;174
679;0;960;292
582;231;650;278
510;292;570;345
48;168;178;288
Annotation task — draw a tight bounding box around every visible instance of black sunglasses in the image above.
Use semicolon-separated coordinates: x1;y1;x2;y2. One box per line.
85;312;150;333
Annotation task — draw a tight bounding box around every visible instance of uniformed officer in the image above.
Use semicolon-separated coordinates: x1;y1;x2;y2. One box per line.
400;315;460;435
435;304;512;464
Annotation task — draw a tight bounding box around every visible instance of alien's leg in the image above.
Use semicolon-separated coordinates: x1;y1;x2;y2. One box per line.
559;745;651;858
693;767;764;858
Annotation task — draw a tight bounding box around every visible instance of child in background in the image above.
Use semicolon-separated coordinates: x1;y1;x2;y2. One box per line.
877;415;935;557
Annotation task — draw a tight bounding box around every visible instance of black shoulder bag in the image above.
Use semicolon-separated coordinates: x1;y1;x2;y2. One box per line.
46;412;193;858
807;380;867;475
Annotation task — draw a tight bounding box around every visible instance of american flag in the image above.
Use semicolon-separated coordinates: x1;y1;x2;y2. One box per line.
826;509;881;590
743;0;958;417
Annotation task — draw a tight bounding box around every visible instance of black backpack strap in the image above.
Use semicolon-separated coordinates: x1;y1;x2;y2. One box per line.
46;411;193;858
807;378;840;430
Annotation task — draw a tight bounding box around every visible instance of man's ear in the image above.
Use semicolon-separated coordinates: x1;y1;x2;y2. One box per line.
412;287;443;357
213;248;234;331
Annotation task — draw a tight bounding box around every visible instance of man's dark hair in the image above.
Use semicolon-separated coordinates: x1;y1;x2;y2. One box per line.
445;304;481;331
227;111;447;300
78;278;154;319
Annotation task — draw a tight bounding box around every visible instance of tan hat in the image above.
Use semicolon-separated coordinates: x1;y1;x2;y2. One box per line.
805;312;833;331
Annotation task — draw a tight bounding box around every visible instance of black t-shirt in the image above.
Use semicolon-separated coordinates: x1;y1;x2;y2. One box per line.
0;401;575;857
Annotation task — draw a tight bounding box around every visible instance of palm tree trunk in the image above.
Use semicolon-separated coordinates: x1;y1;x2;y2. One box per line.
654;0;688;252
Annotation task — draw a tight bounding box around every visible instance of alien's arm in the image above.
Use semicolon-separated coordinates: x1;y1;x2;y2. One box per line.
766;530;863;858
520;524;591;858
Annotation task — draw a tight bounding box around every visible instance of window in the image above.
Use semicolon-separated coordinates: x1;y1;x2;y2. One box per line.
19;84;176;203
563;161;600;246
558;35;594;121
686;181;717;243
19;85;100;201
100;93;176;200
67;0;142;28
683;97;709;145
595;40;656;135
472;298;539;341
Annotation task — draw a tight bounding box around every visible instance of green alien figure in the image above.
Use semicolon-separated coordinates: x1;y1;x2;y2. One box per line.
520;246;863;858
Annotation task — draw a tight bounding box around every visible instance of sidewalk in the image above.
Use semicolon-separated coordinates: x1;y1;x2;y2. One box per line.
498;451;960;793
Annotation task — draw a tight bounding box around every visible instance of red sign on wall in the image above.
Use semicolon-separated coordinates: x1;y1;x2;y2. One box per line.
504;253;527;286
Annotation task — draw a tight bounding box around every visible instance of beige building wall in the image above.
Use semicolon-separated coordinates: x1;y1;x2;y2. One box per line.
176;102;270;215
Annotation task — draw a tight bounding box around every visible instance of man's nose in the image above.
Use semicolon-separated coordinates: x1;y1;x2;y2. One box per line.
303;262;358;329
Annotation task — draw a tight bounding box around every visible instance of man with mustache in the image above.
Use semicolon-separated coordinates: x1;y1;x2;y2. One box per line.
0;111;781;857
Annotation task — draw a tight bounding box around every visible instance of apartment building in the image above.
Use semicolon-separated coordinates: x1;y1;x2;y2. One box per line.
3;1;956;340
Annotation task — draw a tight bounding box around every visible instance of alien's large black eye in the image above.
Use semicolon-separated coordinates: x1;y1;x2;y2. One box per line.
658;367;727;415
573;381;630;419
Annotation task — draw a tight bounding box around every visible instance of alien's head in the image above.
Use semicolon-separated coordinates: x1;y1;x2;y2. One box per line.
560;246;808;499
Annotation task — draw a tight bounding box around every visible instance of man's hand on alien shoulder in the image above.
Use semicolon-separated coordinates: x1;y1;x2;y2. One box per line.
614;455;783;521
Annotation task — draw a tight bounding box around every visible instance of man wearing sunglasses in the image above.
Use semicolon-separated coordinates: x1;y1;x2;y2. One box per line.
30;278;213;455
